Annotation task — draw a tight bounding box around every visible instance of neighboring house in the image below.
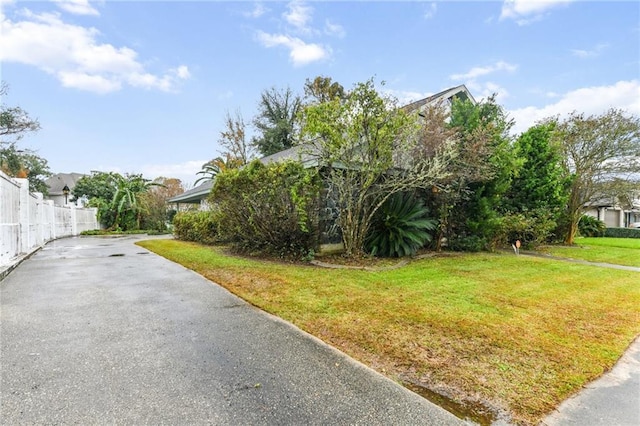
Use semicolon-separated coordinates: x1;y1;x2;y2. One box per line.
402;84;476;116
170;85;475;210
584;192;640;228
167;180;214;210
45;172;86;206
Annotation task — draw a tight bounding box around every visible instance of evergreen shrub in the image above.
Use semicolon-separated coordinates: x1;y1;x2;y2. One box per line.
210;160;321;258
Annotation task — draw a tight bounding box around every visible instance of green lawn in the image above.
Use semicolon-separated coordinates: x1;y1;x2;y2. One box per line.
540;237;640;267
138;239;640;425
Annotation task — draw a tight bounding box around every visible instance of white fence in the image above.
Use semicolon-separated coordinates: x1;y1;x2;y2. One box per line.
1;171;99;270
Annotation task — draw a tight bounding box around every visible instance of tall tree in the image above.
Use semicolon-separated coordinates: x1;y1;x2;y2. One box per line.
303;76;346;104
301;79;455;257
218;110;252;166
553;109;640;244
444;95;517;250
506;122;569;215
252;86;302;156
0;82;40;144
0;82;50;192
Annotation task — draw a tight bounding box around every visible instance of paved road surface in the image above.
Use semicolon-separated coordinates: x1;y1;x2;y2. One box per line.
1;236;465;425
542;337;640;426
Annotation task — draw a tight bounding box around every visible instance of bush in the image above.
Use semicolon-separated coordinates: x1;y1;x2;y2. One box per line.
493;210;559;249
211;160;321;259
449;235;487;252
365;193;436;257
578;215;606;237
172;210;220;245
604;227;640;238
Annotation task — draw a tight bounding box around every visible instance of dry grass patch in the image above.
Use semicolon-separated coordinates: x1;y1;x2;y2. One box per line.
138;239;640;425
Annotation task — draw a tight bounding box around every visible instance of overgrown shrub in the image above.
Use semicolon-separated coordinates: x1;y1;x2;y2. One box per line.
604;227;640;238
365;193;437;257
493;210;558;249
210;160;321;258
172;210;220;245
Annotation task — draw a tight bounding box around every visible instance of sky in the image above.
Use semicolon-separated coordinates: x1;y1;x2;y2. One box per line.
2;0;639;188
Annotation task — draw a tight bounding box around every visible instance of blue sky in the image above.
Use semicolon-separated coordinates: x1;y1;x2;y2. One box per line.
2;0;639;187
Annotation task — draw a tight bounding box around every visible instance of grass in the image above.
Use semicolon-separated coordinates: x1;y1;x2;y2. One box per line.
137;239;640;425
539;237;640;267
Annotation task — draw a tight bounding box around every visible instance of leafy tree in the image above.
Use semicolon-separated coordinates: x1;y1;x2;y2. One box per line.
553;109;640;244
507;122;568;213
303;76;346;104
16;151;51;194
73;171;120;228
498;122;571;245
0;82;50;193
139;177;185;231
252;86;302;156
0;82;40;143
444;95;517;250
73;171;160;230
301;79;455;257
73;171;119;203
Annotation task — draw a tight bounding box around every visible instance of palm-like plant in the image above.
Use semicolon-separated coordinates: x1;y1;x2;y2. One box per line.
111;174;159;230
365;193;437;257
195;155;245;186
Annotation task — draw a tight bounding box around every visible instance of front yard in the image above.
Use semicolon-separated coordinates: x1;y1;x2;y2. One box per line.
138;238;640;425
540;237;640;267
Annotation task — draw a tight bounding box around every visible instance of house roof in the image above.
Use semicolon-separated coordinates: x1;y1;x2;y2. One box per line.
402;84;476;114
45;172;86;196
169;85;477;204
167;179;214;204
258;144;319;168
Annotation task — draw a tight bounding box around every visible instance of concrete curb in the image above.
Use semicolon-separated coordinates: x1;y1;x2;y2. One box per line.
0;246;43;282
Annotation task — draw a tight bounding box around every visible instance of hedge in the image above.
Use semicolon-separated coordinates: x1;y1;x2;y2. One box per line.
172;210;220;245
604;227;640;238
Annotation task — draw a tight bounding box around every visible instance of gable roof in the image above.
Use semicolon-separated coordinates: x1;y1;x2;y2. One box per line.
45;172;86;196
167;179;214;204
402;84;476;114
258;144;319;168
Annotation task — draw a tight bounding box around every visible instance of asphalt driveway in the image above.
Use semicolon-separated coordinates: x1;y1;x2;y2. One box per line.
0;235;464;425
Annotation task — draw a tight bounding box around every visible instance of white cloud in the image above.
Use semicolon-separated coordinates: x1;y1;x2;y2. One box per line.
571;42;609;58
450;61;517;81
283;0;313;33
509;80;640;135
243;2;268;19
52;0;101;16
424;2;437;20
500;0;574;25
257;31;330;66
449;61;516;102
139;160;206;185
324;20;345;38
385;89;433;107
58;71;121;93
0;9;190;94
467;80;511;102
